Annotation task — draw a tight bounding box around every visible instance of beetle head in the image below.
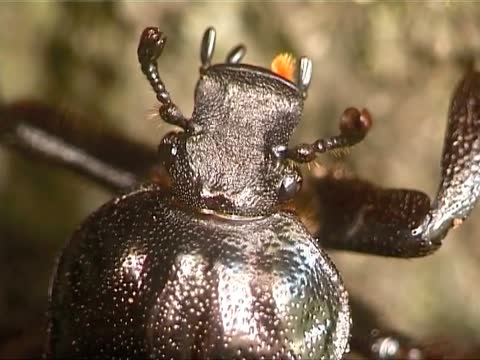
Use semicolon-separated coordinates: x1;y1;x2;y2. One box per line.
156;28;313;217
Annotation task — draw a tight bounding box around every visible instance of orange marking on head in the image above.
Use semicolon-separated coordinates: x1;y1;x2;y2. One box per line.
271;53;296;82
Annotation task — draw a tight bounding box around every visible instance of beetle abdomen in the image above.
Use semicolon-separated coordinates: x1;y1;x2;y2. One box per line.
48;185;350;359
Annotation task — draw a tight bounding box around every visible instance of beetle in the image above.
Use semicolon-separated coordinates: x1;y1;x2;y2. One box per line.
2;25;480;359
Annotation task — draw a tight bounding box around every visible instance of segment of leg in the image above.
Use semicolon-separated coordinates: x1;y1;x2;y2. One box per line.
346;297;479;359
0;100;159;192
296;70;480;257
417;70;480;241
296;171;433;257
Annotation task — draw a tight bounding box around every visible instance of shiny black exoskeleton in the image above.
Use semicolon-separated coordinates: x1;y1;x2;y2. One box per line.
42;26;480;360
46;26;368;360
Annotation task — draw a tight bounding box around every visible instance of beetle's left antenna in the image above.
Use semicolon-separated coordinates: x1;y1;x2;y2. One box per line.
138;27;191;131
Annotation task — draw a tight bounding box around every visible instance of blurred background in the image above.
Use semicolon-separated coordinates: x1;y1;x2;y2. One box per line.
1;1;480;358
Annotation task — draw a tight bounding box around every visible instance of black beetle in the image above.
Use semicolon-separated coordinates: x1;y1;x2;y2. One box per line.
46;26;368;359
5;25;477;359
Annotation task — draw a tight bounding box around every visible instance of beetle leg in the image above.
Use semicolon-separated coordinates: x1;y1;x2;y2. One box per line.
297;170;434;257
415;70;480;245
279;107;372;163
138;27;191;132
0;100;159;193
346;297;478;360
297;70;480;257
347;297;427;360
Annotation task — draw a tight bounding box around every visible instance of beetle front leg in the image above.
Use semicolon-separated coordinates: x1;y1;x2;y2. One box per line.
297;172;434;257
0;100;159;193
297;69;480;257
416;69;480;244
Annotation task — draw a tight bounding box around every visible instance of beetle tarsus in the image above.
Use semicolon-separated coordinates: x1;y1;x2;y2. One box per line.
412;70;480;249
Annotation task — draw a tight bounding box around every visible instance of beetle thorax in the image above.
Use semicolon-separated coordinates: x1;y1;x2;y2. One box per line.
160;65;304;217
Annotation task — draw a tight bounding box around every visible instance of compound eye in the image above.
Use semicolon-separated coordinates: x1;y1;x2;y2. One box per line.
158;132;180;168
278;174;302;201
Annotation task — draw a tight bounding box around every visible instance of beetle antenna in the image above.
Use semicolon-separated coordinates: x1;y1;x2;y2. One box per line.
200;27;216;70
297;57;313;99
225;44;246;64
275;107;372;163
138;27;191;131
138;27;171;105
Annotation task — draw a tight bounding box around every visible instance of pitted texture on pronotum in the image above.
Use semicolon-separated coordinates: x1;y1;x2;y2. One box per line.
48;185;350;359
163;64;304;217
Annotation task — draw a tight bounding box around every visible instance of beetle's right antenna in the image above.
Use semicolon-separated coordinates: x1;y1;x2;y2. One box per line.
138;27;191;131
200;27;216;70
274;107;372;163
